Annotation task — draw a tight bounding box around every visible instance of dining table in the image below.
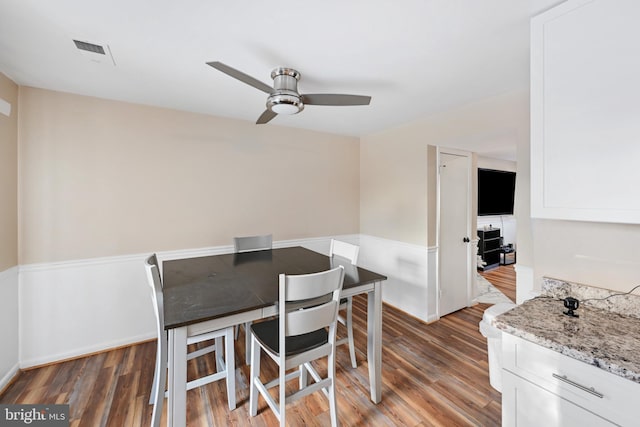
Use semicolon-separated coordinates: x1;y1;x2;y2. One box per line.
162;245;388;427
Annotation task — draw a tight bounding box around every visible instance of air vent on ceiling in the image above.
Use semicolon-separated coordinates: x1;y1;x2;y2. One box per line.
72;38;116;66
73;40;105;55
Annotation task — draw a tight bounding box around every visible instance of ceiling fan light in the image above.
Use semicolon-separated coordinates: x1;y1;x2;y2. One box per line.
267;93;304;115
271;103;299;115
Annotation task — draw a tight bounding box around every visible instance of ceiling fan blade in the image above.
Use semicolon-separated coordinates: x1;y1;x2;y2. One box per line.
256;109;277;124
301;94;372;106
206;61;273;94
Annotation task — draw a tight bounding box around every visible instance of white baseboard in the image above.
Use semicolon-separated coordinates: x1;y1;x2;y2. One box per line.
427;246;438;323
20;333;155;369
0;266;19;390
0;362;19;393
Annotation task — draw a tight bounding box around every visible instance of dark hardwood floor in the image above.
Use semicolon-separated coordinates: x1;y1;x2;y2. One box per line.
1;279;516;426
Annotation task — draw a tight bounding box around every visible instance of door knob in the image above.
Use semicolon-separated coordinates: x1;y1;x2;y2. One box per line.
463;237;470;243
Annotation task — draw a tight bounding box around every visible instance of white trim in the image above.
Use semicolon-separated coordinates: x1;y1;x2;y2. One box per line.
359;234;436;323
0;265;18;281
18;236;349;271
359;233;431;252
16;236;346;366
0;363;19;392
0;266;19;391
514;264;538;304
19;255;155;366
274;235;356;249
426;246;438;323
156;245;231;262
19;253;149;273
15;234;437;366
157;235;357;261
20;333;156;369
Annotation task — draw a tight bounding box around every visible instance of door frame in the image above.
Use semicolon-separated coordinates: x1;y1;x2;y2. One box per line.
435;147;474;319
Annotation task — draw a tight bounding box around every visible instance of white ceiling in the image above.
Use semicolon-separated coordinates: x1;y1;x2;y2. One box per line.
0;0;562;158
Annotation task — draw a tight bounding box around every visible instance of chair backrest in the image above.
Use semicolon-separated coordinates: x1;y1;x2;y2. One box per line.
145;254;165;334
329;239;359;265
279;266;344;340
233;234;273;253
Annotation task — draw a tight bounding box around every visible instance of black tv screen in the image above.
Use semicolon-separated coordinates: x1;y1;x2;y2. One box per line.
478;168;516;216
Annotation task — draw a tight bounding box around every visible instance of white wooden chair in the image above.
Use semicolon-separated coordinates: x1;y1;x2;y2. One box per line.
249;266;345;427
145;255;236;427
329;239;360;368
233;234;273;364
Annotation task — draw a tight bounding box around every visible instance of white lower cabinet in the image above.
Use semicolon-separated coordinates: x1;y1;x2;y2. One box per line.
502;334;640;426
502;370;614;426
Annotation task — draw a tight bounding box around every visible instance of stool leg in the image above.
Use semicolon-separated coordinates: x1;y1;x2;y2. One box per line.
225;329;236;410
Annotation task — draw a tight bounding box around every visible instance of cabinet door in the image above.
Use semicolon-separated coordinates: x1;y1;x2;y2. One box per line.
502;371;615;427
531;0;640;224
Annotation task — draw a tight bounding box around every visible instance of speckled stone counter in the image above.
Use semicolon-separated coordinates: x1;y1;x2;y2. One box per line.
493;277;640;384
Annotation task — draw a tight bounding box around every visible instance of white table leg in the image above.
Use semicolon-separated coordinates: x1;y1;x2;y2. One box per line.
168;326;187;427
367;281;382;403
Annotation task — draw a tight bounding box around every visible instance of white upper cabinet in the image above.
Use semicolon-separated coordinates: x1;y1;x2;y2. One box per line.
530;0;640;223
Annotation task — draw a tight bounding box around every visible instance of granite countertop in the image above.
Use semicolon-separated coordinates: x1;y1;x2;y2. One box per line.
494;278;640;384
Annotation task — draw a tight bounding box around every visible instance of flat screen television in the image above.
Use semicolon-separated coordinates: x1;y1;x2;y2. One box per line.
478;168;516;216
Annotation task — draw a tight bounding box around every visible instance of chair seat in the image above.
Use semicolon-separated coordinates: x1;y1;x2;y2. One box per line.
251;319;328;357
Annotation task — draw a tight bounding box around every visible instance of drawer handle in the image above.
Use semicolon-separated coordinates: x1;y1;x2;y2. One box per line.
552;373;604;398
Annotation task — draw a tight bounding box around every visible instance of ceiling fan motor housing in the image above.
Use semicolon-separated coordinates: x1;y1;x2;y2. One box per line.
267;68;304;114
207;61;372;124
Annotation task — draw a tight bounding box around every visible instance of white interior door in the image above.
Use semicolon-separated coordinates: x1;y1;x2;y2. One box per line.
437;149;472;317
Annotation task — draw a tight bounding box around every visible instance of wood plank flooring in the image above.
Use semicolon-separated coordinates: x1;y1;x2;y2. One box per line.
479;265;516;303
1;288;515;426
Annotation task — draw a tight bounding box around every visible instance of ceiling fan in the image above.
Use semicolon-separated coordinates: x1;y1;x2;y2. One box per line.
206;61;372;124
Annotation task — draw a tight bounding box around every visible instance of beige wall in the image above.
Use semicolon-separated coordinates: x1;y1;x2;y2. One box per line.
360;127;431;246
16;83;637;293
360;91;530;250
0;73;18;271
18;87;360;264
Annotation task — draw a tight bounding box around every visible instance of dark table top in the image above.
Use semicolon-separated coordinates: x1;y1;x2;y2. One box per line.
162;246;387;330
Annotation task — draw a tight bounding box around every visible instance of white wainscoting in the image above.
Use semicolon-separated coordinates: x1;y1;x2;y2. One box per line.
514;264;538;304
0;266;19;391
17;236;358;368
358;235;437;323
19;255;155;368
17;234;435;367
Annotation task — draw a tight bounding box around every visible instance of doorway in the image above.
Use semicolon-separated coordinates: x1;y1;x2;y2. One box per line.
437;148;473;318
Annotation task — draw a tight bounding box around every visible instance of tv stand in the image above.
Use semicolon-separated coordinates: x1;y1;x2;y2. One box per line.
478;228;500;271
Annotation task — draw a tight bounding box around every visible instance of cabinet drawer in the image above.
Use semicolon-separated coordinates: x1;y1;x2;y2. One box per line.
483;238;501;251
502;370;615;427
479;229;500;240
483;250;500;265
503;334;640;426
